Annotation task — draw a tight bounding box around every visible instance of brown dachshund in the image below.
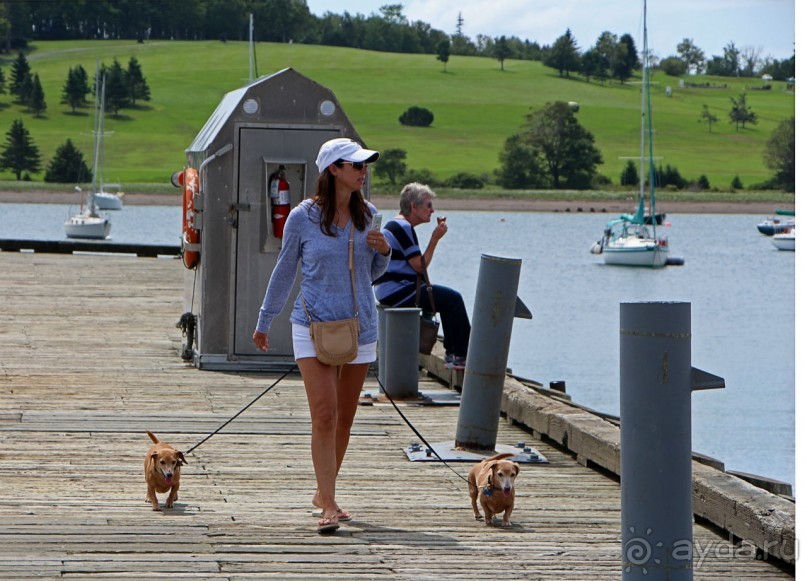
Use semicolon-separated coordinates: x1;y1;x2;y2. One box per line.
144;431;186;511
468;452;520;527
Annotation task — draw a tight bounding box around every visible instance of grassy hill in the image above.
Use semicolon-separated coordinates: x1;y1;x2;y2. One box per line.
0;40;796;190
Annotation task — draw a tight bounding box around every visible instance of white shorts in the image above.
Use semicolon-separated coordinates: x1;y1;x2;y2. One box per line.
291;323;377;364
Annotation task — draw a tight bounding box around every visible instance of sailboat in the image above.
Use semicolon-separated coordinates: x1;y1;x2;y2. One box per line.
91;77;124;211
64;73;112;239
590;0;671;268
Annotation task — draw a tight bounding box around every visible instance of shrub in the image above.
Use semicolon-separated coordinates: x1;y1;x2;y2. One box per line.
444;172;484;189
730;175;744;190
592;173;613;188
659;57;687;77
655;164;688;189
399;106;434;127
694;174;710;191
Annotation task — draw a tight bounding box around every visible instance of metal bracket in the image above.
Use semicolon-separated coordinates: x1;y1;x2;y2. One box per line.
514;295;532;319
405;441;549;464
691;366;725;391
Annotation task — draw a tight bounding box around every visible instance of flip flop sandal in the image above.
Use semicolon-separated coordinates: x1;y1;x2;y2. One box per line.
311;509;352;521
317;516;340;534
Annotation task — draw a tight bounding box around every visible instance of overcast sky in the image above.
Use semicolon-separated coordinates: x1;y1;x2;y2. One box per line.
305;0;795;61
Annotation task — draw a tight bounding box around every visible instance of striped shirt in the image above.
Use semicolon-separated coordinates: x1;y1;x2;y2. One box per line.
372;217;421;306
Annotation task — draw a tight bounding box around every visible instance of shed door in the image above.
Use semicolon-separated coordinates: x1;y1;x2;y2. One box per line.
232;126;340;358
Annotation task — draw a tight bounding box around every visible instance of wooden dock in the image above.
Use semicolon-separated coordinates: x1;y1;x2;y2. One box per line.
0;251;794;579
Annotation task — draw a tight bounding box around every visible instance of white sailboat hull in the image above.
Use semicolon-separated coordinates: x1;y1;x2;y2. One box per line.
93;191;123;210
64;213;111;239
603;236;669;267
771;230;795;251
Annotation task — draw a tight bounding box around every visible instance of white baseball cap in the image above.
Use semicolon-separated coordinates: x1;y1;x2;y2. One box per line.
316;138;379;173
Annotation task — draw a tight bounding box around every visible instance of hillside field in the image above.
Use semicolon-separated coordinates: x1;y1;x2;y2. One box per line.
0;40;796;190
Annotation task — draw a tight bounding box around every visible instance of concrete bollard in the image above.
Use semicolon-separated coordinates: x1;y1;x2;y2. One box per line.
455;254;530;451
620;302;724;580
383;307;421;398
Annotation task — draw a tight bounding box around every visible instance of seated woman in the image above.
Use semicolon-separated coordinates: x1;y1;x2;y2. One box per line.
373;183;470;369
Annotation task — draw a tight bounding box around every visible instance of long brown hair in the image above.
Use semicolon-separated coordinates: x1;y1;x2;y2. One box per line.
310;170;371;236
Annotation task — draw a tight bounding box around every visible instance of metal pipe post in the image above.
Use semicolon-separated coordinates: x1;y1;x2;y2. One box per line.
383;307;421;398
620;302;693;580
455;254;522;451
376;304;388;387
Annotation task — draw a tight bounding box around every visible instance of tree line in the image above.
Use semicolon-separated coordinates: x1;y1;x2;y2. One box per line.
0;1;794;80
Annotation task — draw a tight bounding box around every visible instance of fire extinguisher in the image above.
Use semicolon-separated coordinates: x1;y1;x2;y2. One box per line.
269;168;290;238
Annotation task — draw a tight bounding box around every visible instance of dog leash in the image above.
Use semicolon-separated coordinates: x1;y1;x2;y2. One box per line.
372;369;469;485
183;363;469;485
184;364;298;455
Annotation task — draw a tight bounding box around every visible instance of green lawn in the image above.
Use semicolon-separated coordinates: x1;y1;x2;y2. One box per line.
0;40;796;190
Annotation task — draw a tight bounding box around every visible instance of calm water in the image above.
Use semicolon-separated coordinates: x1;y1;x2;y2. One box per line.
1;203;796;489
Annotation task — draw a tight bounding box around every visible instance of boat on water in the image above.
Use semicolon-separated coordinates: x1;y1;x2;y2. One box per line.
64;188;111;239
84;82;123;211
64;73;112;239
93;189;124;211
757;209;795;236
771;227;795;251
590;0;672;268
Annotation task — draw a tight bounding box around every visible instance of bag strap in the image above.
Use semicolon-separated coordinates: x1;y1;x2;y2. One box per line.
301;222;358;324
414;256;437;315
348;222;358;318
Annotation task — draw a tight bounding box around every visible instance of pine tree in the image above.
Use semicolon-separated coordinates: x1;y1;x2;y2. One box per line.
620;160;640;186
61;65;91;113
103;58;128;115
0;119;42;180
45;139;92;183
27;73;47;117
125;56;151;106
18;73;33;107
545;29;581;78
9;52;31;102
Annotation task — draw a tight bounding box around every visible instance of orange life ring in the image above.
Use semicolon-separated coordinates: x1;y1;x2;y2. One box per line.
180;167;201;269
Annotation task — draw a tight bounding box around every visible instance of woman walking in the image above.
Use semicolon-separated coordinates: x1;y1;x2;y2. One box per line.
253;138;390;533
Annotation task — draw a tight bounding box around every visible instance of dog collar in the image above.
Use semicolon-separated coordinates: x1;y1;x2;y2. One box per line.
483;484;501;496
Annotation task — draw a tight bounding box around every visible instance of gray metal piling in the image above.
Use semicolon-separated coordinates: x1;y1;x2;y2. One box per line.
620;301;724;580
455;254;530;451
382;307;421;398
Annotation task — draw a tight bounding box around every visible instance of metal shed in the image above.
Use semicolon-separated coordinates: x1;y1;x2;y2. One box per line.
181;67;369;370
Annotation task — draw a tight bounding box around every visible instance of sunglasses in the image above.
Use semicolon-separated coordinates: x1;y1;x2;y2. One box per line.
337;160;368;170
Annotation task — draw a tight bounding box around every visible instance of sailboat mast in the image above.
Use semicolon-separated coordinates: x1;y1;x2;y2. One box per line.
98;75;106;195
639;0;647;211
249;13;255;82
89;73;105;218
642;0;658;238
89;67;100;204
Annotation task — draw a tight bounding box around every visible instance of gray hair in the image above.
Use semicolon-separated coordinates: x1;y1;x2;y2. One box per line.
399;182;436;216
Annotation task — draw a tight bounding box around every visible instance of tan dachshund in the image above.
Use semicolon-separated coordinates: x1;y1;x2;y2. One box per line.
144;431;186;511
468;452;520;527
